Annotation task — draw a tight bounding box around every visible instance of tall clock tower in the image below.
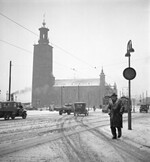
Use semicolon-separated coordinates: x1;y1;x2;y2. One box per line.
99;68;106;105
32;21;55;107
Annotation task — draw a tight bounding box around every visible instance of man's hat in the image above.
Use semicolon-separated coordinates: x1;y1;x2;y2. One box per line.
111;93;117;97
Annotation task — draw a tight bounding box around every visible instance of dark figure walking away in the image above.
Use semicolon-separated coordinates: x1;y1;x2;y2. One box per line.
108;93;124;139
93;105;96;111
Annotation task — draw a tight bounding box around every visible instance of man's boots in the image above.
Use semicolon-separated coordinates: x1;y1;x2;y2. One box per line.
111;127;117;139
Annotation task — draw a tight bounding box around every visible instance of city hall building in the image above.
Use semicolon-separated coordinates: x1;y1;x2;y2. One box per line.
32;22;117;108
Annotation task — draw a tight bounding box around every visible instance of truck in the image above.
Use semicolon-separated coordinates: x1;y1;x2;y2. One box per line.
0;101;27;120
56;103;74;115
139;104;149;113
74;102;89;116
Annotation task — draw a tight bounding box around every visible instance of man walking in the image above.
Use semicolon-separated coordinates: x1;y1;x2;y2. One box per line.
108;93;124;139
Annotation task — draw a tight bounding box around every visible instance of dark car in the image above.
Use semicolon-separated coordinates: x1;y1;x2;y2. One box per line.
0;101;27;120
59;103;74;115
139;104;149;113
74;102;89;116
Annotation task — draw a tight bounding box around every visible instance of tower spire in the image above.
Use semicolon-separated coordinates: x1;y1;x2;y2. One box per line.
42;14;46;27
38;17;49;44
100;67;105;85
100;66;104;75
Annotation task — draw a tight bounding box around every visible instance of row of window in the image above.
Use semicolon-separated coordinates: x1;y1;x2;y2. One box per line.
0;102;21;109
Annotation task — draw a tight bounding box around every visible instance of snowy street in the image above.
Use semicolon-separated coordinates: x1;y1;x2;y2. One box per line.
0;109;150;162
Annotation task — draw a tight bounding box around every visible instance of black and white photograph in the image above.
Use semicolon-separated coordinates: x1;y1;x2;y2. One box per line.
0;0;150;161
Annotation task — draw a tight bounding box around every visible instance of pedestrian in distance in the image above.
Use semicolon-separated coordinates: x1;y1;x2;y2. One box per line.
108;93;124;139
93;105;96;111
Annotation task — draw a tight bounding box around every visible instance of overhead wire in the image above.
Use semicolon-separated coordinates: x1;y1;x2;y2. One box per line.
0;39;32;53
51;43;97;69
0;12;149;79
0;38;78;73
0;12;98;71
0;12;38;37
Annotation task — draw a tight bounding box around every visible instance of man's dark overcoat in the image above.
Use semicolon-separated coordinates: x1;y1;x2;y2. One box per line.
108;99;124;128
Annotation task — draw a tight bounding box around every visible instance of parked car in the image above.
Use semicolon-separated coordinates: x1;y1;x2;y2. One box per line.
0;101;27;120
139;104;149;113
74;102;89;116
57;103;74;115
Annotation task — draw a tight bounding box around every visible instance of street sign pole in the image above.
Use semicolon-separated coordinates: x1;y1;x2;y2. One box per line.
123;40;136;130
128;53;132;130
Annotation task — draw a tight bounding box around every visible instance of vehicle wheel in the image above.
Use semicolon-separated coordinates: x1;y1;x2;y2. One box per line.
22;112;27;119
4;115;7;120
74;112;76;116
11;115;15;120
59;111;62;115
4;114;10;120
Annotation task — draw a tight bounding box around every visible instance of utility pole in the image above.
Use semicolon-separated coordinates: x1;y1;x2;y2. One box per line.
60;86;64;107
142;92;144;104
78;84;80;102
146;91;148;104
8;61;12;101
61;86;63;107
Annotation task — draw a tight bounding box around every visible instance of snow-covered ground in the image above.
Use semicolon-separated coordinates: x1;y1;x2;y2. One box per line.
0;107;149;162
101;106;150;150
22;107;150;150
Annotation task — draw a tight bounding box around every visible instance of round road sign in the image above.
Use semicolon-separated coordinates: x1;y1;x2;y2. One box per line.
123;67;136;80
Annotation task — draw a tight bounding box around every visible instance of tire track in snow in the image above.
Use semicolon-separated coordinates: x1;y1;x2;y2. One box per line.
76;117;150;162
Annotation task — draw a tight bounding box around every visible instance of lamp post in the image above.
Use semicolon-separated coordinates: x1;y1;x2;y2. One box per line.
123;40;136;130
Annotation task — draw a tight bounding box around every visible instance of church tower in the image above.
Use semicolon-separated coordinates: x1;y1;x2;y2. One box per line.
32;21;55;108
99;68;106;105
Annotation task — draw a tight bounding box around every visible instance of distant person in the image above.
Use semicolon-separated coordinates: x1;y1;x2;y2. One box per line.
93;105;96;111
108;93;124;139
49;104;54;111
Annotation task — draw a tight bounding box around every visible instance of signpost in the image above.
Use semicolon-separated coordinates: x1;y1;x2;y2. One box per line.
123;67;136;80
123;40;136;130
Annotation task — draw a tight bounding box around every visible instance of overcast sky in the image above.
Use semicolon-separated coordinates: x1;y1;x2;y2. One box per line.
0;0;149;101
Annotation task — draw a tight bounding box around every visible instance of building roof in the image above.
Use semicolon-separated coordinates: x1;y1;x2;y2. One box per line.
54;78;100;87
